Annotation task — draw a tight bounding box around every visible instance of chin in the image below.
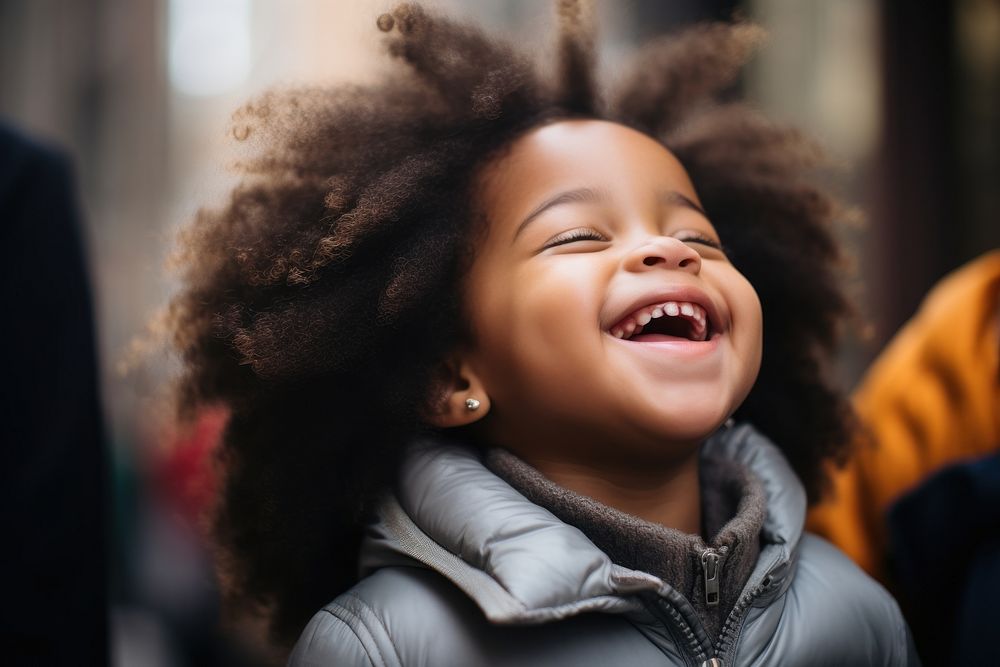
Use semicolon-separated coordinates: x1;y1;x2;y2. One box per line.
643;403;734;446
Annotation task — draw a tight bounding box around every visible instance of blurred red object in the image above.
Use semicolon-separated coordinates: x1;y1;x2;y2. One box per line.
154;405;229;528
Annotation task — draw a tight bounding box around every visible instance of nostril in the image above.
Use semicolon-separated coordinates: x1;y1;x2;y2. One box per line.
679;257;696;268
643;256;664;267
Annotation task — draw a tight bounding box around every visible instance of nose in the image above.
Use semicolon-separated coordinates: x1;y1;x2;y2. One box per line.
624;236;702;275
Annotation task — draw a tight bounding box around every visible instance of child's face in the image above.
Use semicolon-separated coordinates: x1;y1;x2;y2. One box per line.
458;119;762;466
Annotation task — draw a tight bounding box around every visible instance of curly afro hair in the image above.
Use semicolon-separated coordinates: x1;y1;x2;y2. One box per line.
166;0;854;648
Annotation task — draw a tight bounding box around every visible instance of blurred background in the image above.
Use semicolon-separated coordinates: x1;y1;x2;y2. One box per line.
1;0;997;664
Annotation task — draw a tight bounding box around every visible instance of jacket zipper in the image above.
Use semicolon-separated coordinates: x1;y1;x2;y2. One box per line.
644;596;712;666
700;548;724;607
710;575;774;664
645;550;773;667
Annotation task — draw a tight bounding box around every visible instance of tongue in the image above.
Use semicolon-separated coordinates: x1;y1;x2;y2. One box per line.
631;332;693;343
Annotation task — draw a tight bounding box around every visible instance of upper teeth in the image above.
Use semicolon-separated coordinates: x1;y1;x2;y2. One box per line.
610;300;709;341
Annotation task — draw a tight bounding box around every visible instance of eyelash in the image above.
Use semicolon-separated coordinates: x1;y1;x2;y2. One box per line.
544;229;724;251
544;228;608;248
677;234;723;250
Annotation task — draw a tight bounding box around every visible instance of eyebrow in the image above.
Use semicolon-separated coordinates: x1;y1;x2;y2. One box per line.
663;191;708;217
512;187;609;242
511;187;709;242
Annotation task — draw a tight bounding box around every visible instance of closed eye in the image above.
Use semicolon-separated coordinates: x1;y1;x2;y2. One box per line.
677;233;727;255
543;228;609;249
678;234;721;249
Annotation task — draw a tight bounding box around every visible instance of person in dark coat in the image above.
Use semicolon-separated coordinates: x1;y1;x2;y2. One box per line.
0;121;108;665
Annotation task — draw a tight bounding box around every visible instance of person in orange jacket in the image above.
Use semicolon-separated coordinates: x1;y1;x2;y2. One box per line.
807;251;1000;663
807;250;1000;581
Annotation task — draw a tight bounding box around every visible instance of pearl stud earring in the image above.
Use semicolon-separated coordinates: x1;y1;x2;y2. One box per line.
465;398;481;411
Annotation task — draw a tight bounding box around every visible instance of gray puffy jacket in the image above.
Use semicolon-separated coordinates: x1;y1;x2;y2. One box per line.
289;424;919;666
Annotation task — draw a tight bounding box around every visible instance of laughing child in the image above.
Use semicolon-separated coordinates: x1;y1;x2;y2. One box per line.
166;2;917;665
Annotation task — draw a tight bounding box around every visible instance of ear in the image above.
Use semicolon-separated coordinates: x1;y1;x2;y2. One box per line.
425;355;491;429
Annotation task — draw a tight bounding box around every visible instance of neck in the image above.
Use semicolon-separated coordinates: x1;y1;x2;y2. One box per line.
517;448;702;534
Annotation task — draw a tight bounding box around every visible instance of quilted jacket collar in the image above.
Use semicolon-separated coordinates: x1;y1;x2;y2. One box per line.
359;422;805;623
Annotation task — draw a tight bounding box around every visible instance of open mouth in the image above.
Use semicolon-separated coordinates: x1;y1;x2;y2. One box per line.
608;300;713;342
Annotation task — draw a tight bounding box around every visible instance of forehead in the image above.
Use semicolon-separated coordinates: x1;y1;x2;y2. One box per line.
476;119;698;221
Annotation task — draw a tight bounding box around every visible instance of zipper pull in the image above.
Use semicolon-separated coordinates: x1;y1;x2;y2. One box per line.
701;549;721;607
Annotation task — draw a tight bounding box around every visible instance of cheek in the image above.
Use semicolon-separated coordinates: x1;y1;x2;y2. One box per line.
730;272;764;384
466;260;604;394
